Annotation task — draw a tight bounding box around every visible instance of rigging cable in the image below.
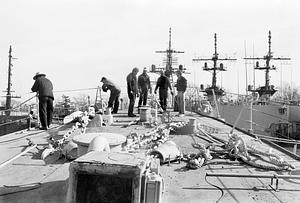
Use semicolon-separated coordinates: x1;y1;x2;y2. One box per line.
0;95;36;113
53;87;98;93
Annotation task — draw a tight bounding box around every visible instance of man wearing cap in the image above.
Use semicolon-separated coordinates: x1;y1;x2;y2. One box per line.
126;67;139;117
138;68;152;110
175;70;187;116
154;71;173;112
31;72;54;130
101;77;121;114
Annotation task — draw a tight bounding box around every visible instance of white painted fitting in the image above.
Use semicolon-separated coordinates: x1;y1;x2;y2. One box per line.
87;136;110;153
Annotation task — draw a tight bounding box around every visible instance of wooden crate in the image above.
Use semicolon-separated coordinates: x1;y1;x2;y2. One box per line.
66;151;147;203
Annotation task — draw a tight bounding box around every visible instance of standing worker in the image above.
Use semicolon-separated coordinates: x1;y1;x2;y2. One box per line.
175;70;187;116
127;67;139;117
31;72;54;130
138;67;152;110
154;71;173;112
101;77;121;114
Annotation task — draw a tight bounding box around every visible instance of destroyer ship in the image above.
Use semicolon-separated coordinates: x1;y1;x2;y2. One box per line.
193;31;300;143
0;29;300;203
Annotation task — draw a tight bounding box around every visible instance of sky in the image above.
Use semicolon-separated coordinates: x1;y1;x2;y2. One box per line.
0;0;299;104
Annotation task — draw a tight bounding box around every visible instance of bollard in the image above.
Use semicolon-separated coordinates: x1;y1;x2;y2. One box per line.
27;116;32;130
293;144;298;154
105;107;112;115
154;103;158;122
140;106;151;122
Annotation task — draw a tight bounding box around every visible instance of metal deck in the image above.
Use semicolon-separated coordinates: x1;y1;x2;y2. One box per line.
0;111;300;203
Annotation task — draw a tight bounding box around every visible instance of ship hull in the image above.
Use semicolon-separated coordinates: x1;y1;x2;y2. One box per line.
215;103;300;139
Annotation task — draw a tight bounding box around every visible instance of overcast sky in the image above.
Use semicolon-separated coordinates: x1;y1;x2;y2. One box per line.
0;0;299;103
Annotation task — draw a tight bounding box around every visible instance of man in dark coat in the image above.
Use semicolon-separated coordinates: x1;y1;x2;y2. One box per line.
138;68;152;109
31;72;54;130
101;77;121;114
154;71;173;111
126;67;139;117
175;70;187;115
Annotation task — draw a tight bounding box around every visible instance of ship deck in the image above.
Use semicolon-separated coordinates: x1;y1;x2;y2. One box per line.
0;110;300;203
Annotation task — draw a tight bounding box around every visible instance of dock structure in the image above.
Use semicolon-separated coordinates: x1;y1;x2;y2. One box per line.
0;110;300;202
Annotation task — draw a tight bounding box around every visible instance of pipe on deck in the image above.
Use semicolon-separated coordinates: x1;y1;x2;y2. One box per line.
206;172;300;179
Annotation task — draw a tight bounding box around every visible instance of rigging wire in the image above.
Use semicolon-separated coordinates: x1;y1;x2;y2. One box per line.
53;87;98;93
0;95;36;113
256;134;300;144
250;107;290;122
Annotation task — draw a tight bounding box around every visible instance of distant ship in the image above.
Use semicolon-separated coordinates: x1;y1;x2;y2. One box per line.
193;31;300;140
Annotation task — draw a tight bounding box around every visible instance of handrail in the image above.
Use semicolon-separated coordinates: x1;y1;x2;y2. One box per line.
0;117;28;127
0;95;36;113
255;134;300;144
53;87;98;93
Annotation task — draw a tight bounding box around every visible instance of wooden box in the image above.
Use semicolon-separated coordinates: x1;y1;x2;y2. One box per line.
66;151;147;203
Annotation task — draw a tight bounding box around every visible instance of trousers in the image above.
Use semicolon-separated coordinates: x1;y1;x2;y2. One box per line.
108;90;120;113
39;96;53;128
177;91;185;114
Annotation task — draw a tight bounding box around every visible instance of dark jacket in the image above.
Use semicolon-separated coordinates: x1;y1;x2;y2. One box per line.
127;73;138;94
31;76;54;99
102;79;121;93
155;75;172;99
155;75;171;90
138;73;151;92
175;76;187;92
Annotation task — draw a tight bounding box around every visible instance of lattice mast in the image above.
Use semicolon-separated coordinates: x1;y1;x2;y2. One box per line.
6;46;13;114
154;28;185;77
244;31;290;99
193;33;236;97
4;46;20;116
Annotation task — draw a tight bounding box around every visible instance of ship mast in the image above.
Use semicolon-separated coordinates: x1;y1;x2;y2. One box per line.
193;33;236;98
4;46;20;116
153;28;185;77
244;31;290;100
150;28;185;107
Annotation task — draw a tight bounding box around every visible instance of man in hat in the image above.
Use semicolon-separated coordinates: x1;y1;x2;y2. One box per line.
154;71;173;112
175;70;187;116
126;67;139;117
138;67;152;110
31;72;54;130
101;77;121;114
